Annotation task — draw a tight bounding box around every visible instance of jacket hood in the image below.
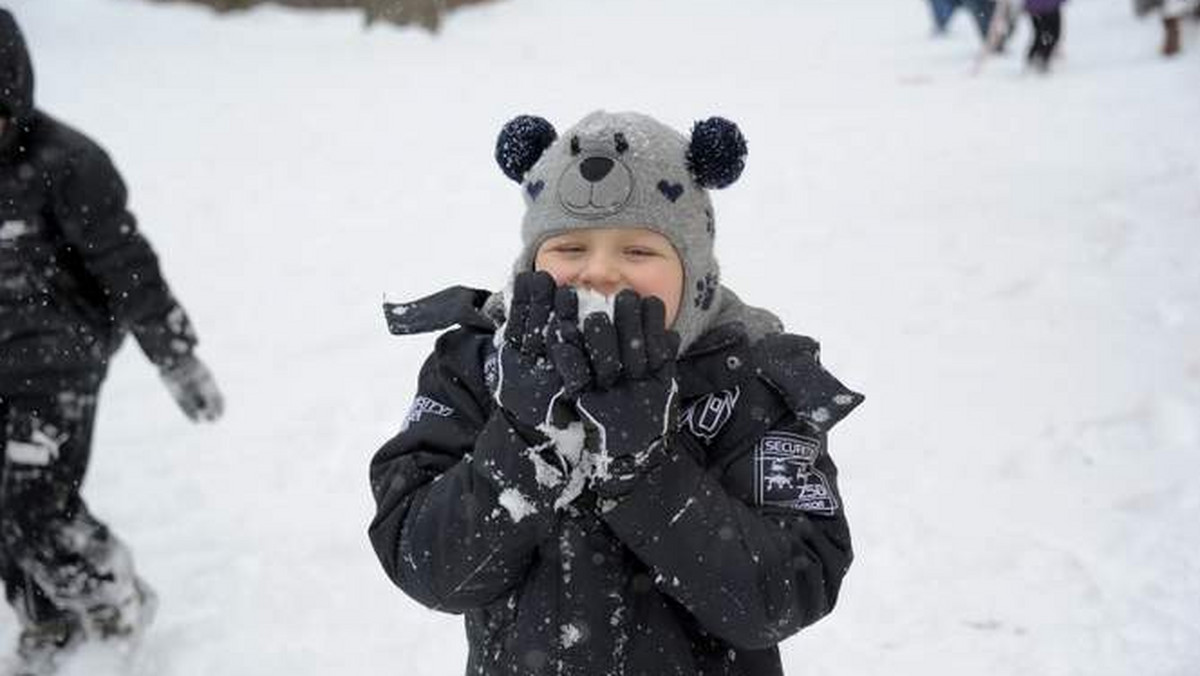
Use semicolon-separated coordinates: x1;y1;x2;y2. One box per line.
1;9;35;152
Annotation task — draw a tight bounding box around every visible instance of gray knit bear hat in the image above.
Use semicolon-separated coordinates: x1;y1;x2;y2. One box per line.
495;110;748;352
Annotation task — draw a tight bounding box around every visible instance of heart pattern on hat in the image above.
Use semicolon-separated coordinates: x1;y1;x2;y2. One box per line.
657;180;684;203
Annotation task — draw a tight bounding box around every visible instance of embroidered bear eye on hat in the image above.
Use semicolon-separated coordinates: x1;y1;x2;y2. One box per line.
495;110;748;352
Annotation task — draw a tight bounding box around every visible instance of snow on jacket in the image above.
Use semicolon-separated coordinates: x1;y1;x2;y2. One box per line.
368;287;863;676
1;10;197;394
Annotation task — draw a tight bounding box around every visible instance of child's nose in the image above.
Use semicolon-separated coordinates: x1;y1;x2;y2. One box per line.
577;256;621;295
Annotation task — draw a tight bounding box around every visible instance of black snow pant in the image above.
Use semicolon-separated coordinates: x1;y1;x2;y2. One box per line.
1028;9;1062;65
0;378;139;631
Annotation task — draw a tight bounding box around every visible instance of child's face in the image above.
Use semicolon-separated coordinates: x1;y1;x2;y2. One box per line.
534;227;684;328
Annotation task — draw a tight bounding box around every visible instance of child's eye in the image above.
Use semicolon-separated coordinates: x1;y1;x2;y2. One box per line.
551;244;586;254
626;247;659;258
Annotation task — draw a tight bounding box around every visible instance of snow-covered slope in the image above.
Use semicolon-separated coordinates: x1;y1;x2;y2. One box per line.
4;0;1199;673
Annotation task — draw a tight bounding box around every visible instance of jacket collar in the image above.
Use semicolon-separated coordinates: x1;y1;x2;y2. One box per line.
677;322;754;400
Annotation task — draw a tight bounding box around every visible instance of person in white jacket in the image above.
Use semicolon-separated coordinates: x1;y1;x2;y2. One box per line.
1136;0;1200;55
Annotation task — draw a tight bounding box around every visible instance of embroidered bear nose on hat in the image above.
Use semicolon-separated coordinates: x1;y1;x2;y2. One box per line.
579;156;613;182
494;110;748;353
558;137;636;218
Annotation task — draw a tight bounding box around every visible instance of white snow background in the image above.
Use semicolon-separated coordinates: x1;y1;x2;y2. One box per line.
3;0;1199;674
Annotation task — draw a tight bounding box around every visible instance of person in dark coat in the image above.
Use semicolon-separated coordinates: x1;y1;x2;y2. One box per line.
1;9;224;672
1025;0;1068;71
369;111;863;676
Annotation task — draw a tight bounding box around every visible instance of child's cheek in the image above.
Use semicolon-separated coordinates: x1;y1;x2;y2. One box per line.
547;267;574;288
663;299;680;328
532;258;568;287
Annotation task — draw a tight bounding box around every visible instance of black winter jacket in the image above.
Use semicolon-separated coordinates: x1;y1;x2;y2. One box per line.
1;10;197;394
369;288;863;676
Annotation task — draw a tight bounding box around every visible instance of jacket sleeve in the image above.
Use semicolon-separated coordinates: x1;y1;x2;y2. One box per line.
600;421;852;650
600;335;861;650
368;329;563;613
51;142;197;367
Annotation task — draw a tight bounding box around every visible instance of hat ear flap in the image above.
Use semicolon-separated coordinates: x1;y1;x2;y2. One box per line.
495;115;557;183
686;117;747;189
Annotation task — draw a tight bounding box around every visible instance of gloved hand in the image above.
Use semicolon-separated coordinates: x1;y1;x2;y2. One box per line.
555;289;681;497
160;355;224;422
494;271;571;431
546;285;593;399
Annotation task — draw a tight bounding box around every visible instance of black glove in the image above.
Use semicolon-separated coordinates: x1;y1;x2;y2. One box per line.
494;271;574;432
547;285;593;399
563;289;681;497
160;355;224;422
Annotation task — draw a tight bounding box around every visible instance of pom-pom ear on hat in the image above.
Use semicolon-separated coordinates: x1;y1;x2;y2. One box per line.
686;117;747;189
495;115;557;183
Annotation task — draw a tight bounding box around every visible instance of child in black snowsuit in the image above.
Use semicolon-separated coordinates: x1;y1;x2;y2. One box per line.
1;10;224;673
1025;0;1068;71
369;111;863;676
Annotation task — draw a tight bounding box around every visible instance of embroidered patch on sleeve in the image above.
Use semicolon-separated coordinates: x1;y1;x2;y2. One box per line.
400;395;455;431
679;387;739;444
754;430;839;515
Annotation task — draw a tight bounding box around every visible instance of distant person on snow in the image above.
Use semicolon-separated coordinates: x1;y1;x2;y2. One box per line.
1135;0;1200;55
1;9;224;674
929;0;1008;48
1024;0;1068;71
368;111;863;675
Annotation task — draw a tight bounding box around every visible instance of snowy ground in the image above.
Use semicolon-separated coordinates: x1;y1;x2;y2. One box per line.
3;0;1199;674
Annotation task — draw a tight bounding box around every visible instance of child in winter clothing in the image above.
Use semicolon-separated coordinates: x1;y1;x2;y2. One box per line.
368;111;863;676
1;10;224;673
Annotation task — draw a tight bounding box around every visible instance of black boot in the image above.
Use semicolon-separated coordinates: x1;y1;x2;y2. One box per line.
12;614;82;676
